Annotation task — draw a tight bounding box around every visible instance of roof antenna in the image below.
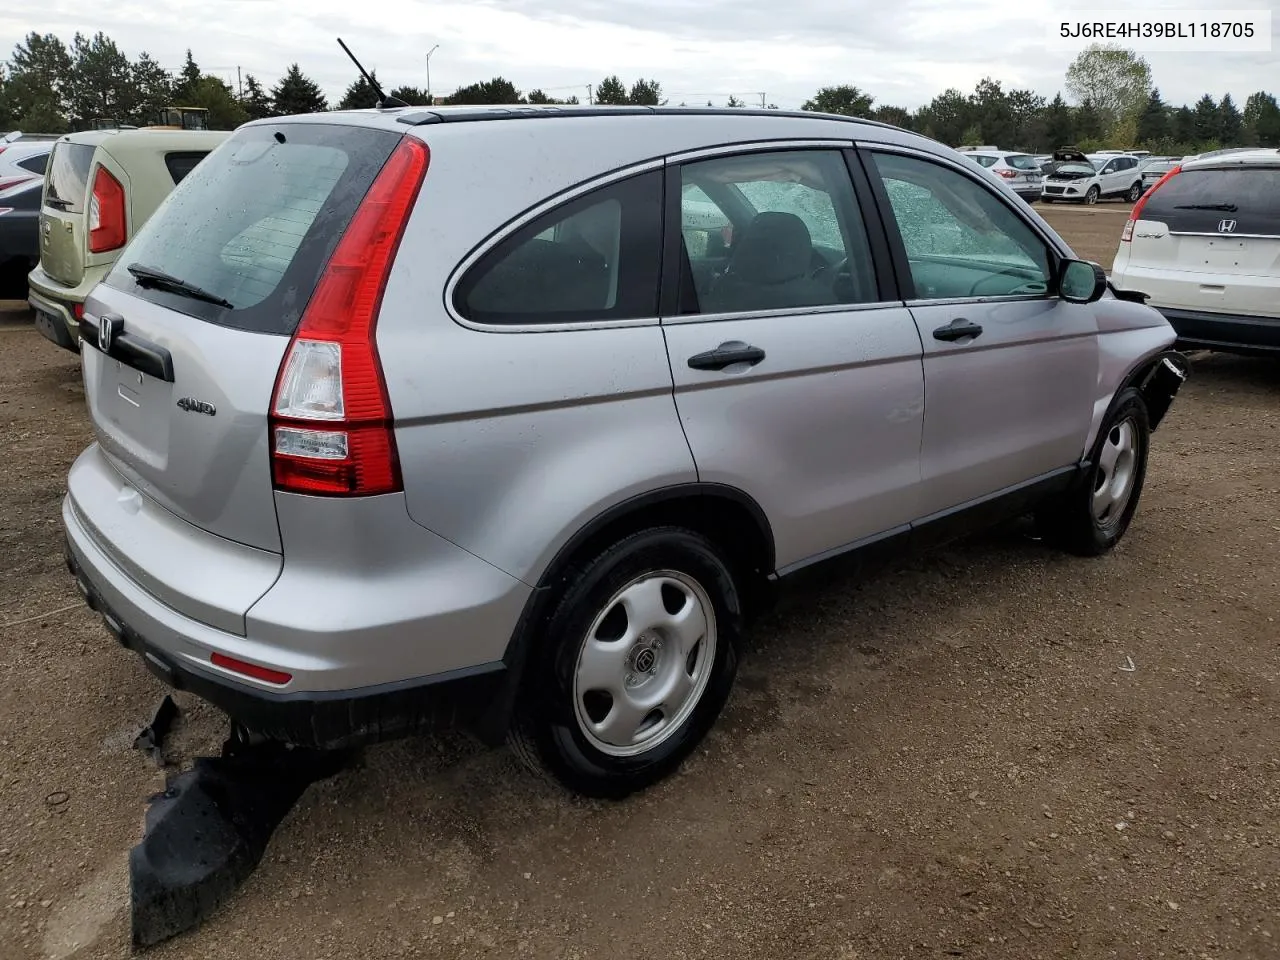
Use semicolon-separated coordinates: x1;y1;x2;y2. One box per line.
337;37;408;109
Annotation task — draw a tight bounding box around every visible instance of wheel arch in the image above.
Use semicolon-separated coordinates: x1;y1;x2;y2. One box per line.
471;483;775;745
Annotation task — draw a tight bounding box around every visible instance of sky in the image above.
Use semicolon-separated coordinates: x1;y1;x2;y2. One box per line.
1;0;1276;112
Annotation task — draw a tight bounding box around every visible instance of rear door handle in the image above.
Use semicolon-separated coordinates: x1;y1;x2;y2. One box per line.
687;341;766;371
932;318;984;343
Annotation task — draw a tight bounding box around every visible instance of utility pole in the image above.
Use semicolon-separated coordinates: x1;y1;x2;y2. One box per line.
425;45;439;103
759;91;766;108
587;83;594;105
237;66;242;99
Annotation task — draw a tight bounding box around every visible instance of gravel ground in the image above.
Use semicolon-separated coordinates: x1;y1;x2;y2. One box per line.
1;204;1278;960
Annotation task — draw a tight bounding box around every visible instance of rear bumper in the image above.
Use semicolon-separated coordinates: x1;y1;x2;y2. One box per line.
64;539;508;749
27;264;105;353
63;443;533;749
1158;307;1280;356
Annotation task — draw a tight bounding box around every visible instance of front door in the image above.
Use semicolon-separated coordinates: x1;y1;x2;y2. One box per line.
860;148;1098;517
662;146;926;573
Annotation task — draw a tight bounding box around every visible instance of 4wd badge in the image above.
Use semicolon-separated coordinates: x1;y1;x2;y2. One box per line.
176;397;216;416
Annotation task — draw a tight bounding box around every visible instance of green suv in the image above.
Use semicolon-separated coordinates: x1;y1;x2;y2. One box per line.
28;127;228;352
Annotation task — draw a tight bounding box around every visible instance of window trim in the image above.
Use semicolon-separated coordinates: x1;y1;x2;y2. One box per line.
444;157;666;334
659;140;904;326
855;143;1071;308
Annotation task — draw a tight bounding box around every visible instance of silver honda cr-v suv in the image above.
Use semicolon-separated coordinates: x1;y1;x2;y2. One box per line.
63;105;1187;798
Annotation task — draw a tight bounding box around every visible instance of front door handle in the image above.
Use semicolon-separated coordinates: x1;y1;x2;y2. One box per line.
932;318;984;343
687;340;766;371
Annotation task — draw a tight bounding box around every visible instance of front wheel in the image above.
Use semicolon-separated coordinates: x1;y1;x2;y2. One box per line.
509;527;742;799
1037;388;1150;556
1084;186;1100;205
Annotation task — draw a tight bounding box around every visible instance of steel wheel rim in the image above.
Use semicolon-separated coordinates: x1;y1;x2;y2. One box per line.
571;570;717;758
1092;417;1139;526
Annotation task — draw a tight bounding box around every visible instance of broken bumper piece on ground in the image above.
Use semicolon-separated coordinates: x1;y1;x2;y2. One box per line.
129;732;348;949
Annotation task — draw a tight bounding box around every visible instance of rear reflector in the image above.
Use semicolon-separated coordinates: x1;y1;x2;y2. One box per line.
1122;164;1181;242
88;166;127;253
268;136;429;497
210;652;292;686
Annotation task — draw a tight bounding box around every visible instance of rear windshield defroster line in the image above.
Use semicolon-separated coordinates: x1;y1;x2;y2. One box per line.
102;123;405;336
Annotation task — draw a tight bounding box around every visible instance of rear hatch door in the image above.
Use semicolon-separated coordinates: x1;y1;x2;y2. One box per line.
83;121;405;553
39;140;97;286
1128;163;1280;315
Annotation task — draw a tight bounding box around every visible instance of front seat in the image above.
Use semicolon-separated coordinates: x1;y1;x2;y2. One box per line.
702;211;836;313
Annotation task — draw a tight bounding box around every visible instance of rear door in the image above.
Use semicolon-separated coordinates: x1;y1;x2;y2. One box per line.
860;146;1097;515
662;144;926;572
1124;162;1280;318
82;121;404;553
38;140;96;286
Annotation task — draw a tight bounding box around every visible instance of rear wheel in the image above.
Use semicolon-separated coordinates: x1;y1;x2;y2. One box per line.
1084;186;1100;205
1125;182;1142;202
1037;388;1150;556
509;527;742;799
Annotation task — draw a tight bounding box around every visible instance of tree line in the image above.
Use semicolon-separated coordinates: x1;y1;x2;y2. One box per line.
3;32;1277;156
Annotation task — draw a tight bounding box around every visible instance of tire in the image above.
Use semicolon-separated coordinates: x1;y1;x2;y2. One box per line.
1084;186;1100;205
509;527;742;799
1125;182;1142;203
1037;388;1150;557
1042;197;1055;204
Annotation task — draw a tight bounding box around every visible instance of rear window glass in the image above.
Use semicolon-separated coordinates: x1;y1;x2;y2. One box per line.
18;153;48;174
1005;155;1040;170
163;151;209;184
104;123;402;335
1143;166;1280;234
44;142;95;214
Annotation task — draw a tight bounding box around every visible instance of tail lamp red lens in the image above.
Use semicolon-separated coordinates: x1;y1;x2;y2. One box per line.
88;166;127;253
268;137;430;496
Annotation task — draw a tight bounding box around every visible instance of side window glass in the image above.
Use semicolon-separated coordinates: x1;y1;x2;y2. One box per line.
18;154;48;174
868;152;1052;301
456;170;662;325
677;149;878;315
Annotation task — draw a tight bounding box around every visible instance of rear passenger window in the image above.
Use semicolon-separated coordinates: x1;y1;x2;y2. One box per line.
676;149;878;315
18;154;48;175
164;152;209;184
456;171;663;325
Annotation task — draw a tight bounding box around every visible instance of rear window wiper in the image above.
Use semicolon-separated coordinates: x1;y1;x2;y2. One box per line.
126;263;234;309
44;196;72;210
1173;202;1238;211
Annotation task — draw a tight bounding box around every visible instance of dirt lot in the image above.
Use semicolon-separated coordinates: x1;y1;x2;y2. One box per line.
2;204;1278;960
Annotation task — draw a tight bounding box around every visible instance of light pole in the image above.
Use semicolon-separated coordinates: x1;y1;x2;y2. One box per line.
426;45;439;103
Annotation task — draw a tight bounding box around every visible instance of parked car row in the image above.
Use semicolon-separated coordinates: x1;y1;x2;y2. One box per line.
960;147;1191;206
21;127;227;347
57;104;1189;799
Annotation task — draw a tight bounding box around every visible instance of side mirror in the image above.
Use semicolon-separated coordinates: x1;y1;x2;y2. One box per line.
1059;258;1107;304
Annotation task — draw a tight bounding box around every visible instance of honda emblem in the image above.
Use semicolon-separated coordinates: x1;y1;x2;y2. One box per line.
98;315;117;353
1218;219;1237;234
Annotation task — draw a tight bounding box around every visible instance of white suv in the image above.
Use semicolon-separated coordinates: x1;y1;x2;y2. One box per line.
957;149;1043;202
1042;150;1146;204
1111;148;1280;355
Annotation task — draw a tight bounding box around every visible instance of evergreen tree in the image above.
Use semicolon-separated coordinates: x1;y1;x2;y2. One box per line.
64;31;135;127
627;79;662;105
593;75;627;105
1218;93;1242;145
389;85;432;105
338;70;380;110
173;49;203;102
1043;93;1075;147
7;32;74;132
240;74;275;120
1136;88;1167;145
1171;105;1196;145
443;78;521;105
271;63;328;115
1192;93;1219;144
130;52;173;126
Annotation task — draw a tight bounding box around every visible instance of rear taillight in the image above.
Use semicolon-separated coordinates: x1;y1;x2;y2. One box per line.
997;169;1017;179
87;166;126;253
269;137;429;497
1121;165;1181;242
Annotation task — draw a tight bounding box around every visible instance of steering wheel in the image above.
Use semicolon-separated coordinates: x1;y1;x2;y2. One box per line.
811;255;850;281
968;266;1048;298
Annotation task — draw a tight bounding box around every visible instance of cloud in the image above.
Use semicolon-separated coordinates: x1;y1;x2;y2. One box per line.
0;0;1275;111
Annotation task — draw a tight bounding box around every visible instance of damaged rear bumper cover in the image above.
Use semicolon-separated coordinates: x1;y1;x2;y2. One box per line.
63;541;509;751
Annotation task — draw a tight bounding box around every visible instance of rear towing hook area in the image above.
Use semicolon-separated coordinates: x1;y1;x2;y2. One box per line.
128;718;351;950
